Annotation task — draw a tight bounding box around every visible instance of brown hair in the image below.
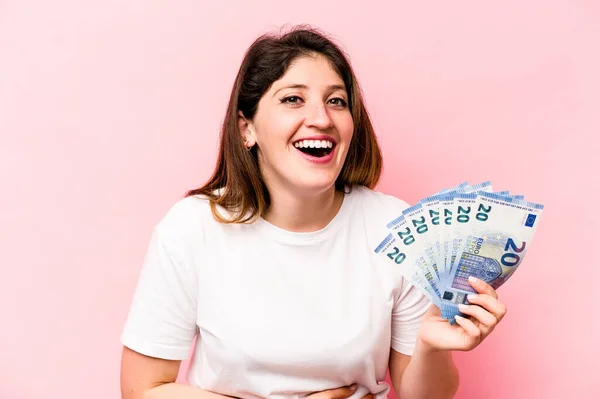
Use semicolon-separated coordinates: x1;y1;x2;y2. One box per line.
185;25;383;223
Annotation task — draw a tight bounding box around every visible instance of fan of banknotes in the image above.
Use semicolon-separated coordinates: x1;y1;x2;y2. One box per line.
375;181;544;323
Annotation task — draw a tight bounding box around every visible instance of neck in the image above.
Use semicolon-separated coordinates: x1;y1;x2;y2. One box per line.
262;185;344;232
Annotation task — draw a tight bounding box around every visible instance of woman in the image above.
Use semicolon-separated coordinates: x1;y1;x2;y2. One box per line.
119;26;507;399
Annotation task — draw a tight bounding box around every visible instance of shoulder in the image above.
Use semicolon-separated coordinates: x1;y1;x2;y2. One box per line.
153;194;222;252
347;185;411;247
349;185;411;221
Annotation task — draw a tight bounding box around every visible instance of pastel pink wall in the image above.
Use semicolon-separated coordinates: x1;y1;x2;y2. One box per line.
1;1;598;398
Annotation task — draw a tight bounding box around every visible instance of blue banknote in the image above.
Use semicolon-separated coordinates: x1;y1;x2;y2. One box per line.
375;182;544;324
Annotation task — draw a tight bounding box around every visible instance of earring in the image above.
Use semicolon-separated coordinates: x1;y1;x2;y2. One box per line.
244;136;253;151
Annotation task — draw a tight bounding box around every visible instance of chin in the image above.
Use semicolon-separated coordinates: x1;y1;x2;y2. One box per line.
293;175;340;195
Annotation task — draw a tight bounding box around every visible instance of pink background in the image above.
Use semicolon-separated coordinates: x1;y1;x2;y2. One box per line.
1;1;599;398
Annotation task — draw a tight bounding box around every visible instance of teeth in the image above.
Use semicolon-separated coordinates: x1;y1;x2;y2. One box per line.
294;139;334;149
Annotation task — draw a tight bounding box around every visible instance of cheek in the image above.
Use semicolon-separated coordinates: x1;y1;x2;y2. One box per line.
337;114;354;142
257;114;302;145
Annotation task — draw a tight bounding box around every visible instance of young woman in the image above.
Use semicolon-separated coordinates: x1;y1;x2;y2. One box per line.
120;26;507;399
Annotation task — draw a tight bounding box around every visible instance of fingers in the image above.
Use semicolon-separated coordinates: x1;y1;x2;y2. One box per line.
305;384;371;399
454;314;481;345
458;303;497;330
465;293;508;321
468;276;498;298
326;385;358;399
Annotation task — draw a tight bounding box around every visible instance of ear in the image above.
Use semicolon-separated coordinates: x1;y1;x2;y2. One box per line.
238;110;256;149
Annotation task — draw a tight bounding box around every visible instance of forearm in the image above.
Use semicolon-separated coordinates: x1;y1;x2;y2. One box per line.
397;338;459;399
145;383;236;399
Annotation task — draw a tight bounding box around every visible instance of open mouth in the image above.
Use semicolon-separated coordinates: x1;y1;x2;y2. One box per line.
293;139;335;158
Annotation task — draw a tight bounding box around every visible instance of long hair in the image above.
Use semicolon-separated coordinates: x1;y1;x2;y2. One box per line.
185;25;383;223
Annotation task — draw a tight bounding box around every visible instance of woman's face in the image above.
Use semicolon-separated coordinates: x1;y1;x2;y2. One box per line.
241;54;354;197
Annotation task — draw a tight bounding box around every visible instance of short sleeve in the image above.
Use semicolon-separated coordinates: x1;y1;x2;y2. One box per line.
390;279;432;356
120;227;199;360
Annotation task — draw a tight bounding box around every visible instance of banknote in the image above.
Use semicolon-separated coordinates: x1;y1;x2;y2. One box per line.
384;210;443;303
440;191;544;320
374;228;441;306
441;181;493;277
375;181;544;324
399;202;442;282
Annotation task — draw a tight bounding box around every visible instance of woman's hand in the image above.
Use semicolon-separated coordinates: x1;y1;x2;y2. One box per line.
306;384;373;399
417;276;508;352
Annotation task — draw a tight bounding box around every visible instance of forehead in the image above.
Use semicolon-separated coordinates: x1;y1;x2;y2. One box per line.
270;54;346;91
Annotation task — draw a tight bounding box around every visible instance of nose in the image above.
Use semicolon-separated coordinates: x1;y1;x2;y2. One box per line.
304;102;334;130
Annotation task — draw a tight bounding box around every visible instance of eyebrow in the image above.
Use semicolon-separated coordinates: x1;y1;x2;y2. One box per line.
272;84;347;98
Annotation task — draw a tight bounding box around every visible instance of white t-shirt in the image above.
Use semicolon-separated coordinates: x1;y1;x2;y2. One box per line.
120;185;431;399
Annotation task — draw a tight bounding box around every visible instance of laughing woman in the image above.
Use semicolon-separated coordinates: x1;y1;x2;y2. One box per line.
119;26;507;399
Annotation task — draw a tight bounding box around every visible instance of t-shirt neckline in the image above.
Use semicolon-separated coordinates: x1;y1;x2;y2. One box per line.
253;189;356;245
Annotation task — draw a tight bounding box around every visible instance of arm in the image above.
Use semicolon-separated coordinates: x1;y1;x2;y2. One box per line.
388;277;458;398
389;277;508;399
387;279;458;398
120;346;234;399
120;226;227;399
388;345;459;399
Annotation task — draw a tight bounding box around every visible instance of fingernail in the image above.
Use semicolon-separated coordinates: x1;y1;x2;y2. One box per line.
349;384;358;391
467;294;477;301
458;304;468;311
468;276;479;283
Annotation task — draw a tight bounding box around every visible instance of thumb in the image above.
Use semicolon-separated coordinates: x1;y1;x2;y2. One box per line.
425;303;441;317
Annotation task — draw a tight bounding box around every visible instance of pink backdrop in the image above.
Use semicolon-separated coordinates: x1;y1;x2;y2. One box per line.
1;1;599;398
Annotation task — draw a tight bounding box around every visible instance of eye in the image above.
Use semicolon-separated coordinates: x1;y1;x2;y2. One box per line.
328;97;348;107
280;96;303;104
